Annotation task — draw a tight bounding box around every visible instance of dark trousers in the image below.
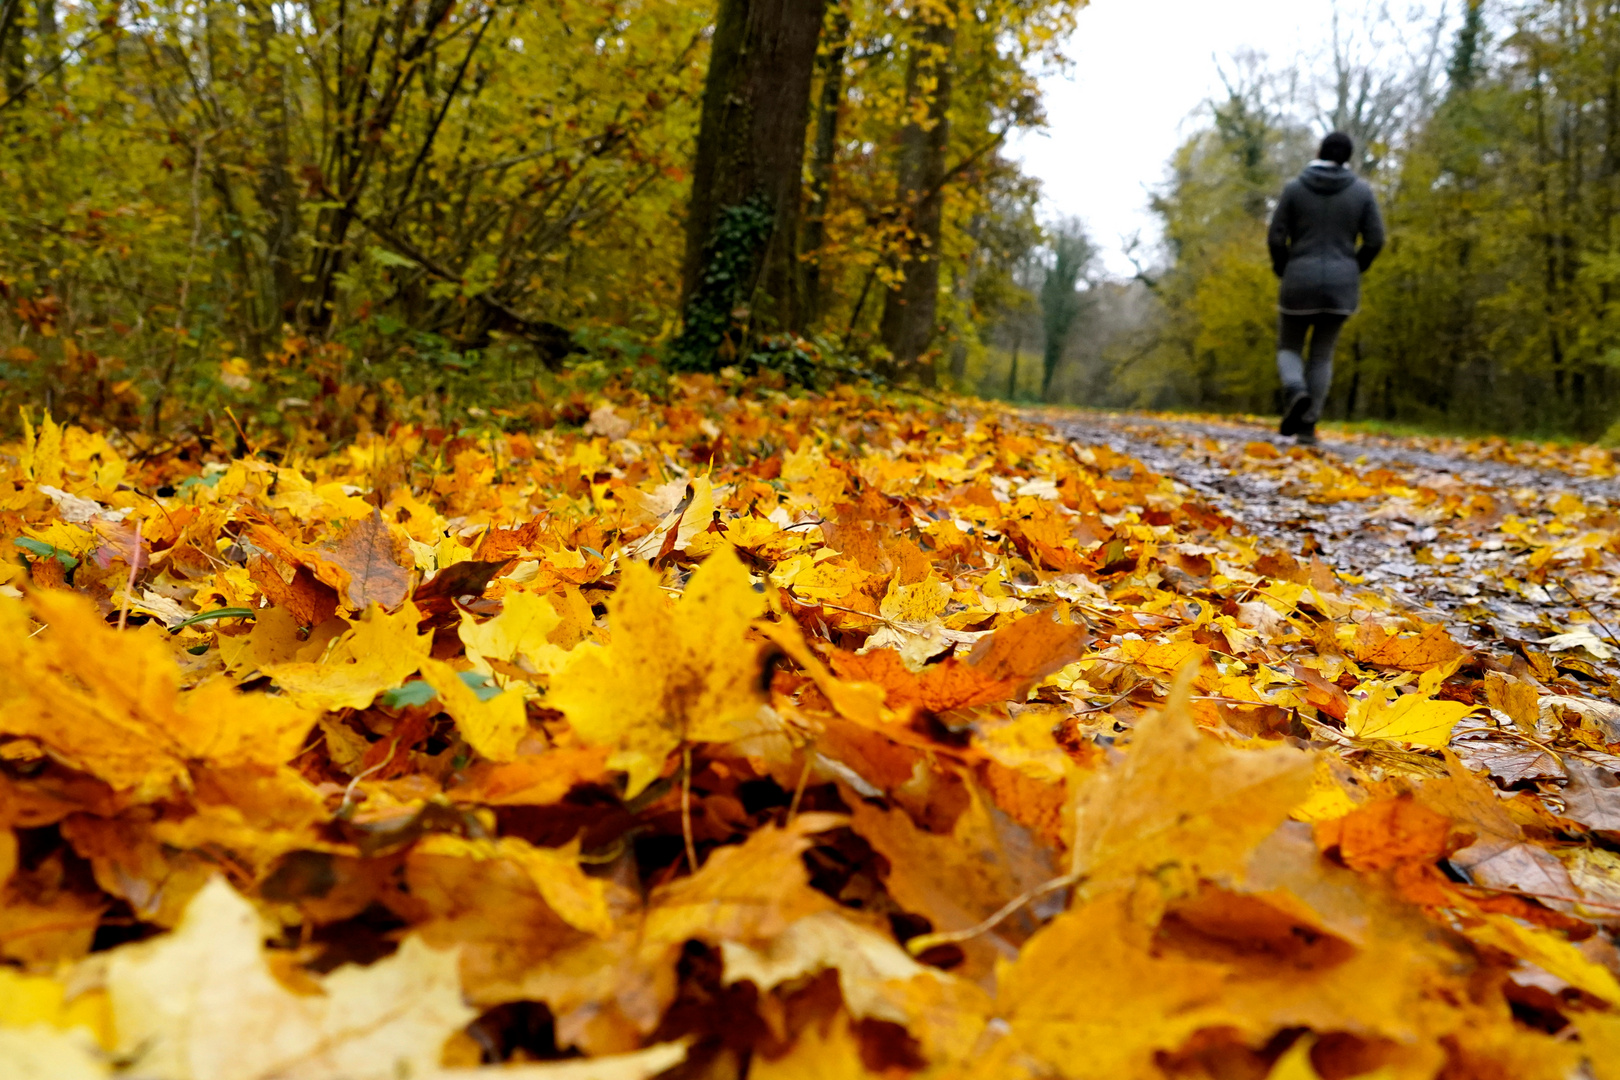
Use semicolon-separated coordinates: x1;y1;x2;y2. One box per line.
1277;312;1347;424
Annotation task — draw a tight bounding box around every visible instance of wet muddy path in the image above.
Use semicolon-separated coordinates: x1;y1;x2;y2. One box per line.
1038;411;1620;655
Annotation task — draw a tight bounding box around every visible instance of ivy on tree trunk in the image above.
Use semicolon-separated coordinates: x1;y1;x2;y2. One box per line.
672;0;828;372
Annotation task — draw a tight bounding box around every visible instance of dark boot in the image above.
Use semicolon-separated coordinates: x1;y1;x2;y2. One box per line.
1296;422;1318;446
1279;392;1311;436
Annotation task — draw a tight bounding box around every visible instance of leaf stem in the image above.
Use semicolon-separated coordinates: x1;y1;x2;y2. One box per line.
904;871;1083;957
117;519;143;631
681;745;698;874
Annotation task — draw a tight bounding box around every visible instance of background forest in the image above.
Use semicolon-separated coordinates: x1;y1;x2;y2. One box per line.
0;0;1079;444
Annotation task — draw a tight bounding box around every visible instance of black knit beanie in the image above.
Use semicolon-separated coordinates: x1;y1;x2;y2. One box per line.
1319;132;1354;165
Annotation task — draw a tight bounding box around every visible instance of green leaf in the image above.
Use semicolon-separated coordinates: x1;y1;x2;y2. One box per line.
170;607;256;632
457;670;503;703
382;681;439;709
13;537;79;570
177;472;224;492
368;245;420;270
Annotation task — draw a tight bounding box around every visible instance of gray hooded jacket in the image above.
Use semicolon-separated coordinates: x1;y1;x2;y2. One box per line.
1267;162;1385;315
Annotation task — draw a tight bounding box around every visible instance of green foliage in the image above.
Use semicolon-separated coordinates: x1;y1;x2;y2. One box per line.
669;198;776;373
747;333;874;390
0;0;1081;428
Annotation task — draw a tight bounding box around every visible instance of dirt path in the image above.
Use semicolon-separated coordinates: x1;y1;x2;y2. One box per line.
1037;411;1620;656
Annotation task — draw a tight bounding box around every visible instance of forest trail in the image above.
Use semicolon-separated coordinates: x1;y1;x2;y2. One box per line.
1041;409;1620;657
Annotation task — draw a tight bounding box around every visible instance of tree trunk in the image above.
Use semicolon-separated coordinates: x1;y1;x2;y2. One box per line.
246;0;298;356
0;0;25;99
35;0;58;88
674;0;827;370
801;3;849;330
1007;330;1021;400
879;3;958;387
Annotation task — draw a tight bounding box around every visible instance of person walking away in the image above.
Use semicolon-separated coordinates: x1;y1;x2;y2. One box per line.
1267;131;1384;445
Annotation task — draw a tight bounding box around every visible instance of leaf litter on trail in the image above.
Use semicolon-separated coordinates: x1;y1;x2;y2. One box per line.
11;384;1620;1077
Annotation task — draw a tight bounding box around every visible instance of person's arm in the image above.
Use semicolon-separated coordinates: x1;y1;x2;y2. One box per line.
1357;189;1386;272
1267;187;1292;277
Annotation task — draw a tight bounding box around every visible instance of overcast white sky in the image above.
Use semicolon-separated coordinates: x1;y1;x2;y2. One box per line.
1013;0;1401;275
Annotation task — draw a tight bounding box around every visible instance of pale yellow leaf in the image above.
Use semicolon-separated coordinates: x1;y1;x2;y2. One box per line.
0;1028;108;1080
460;589;570;676
106;877;473;1080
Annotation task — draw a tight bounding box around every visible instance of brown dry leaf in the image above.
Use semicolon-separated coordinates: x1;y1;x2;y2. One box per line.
1351;621;1467;671
247;558;340;630
1484;670;1541;733
314;509;414;612
643;813;845;949
1562;760;1620;831
850;788;1054;976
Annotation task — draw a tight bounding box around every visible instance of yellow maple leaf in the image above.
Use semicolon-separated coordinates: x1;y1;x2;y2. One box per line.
1464;913;1620;1006
547;547;766;796
413;834;614;938
419;658;530;762
1070;671;1315;894
0;969;110;1045
995;891;1236;1078
748;1010;876;1080
1345;661;1475;747
1575;1011;1620;1080
263;603;431;711
721;910;942;1030
1;590;313;799
459;589;570;676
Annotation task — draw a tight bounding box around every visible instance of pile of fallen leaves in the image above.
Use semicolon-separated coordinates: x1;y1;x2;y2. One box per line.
8;380;1620;1079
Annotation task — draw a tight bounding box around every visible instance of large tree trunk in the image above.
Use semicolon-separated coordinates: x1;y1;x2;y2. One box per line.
878;3;958;387
802;3;849;330
674;0;826;369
